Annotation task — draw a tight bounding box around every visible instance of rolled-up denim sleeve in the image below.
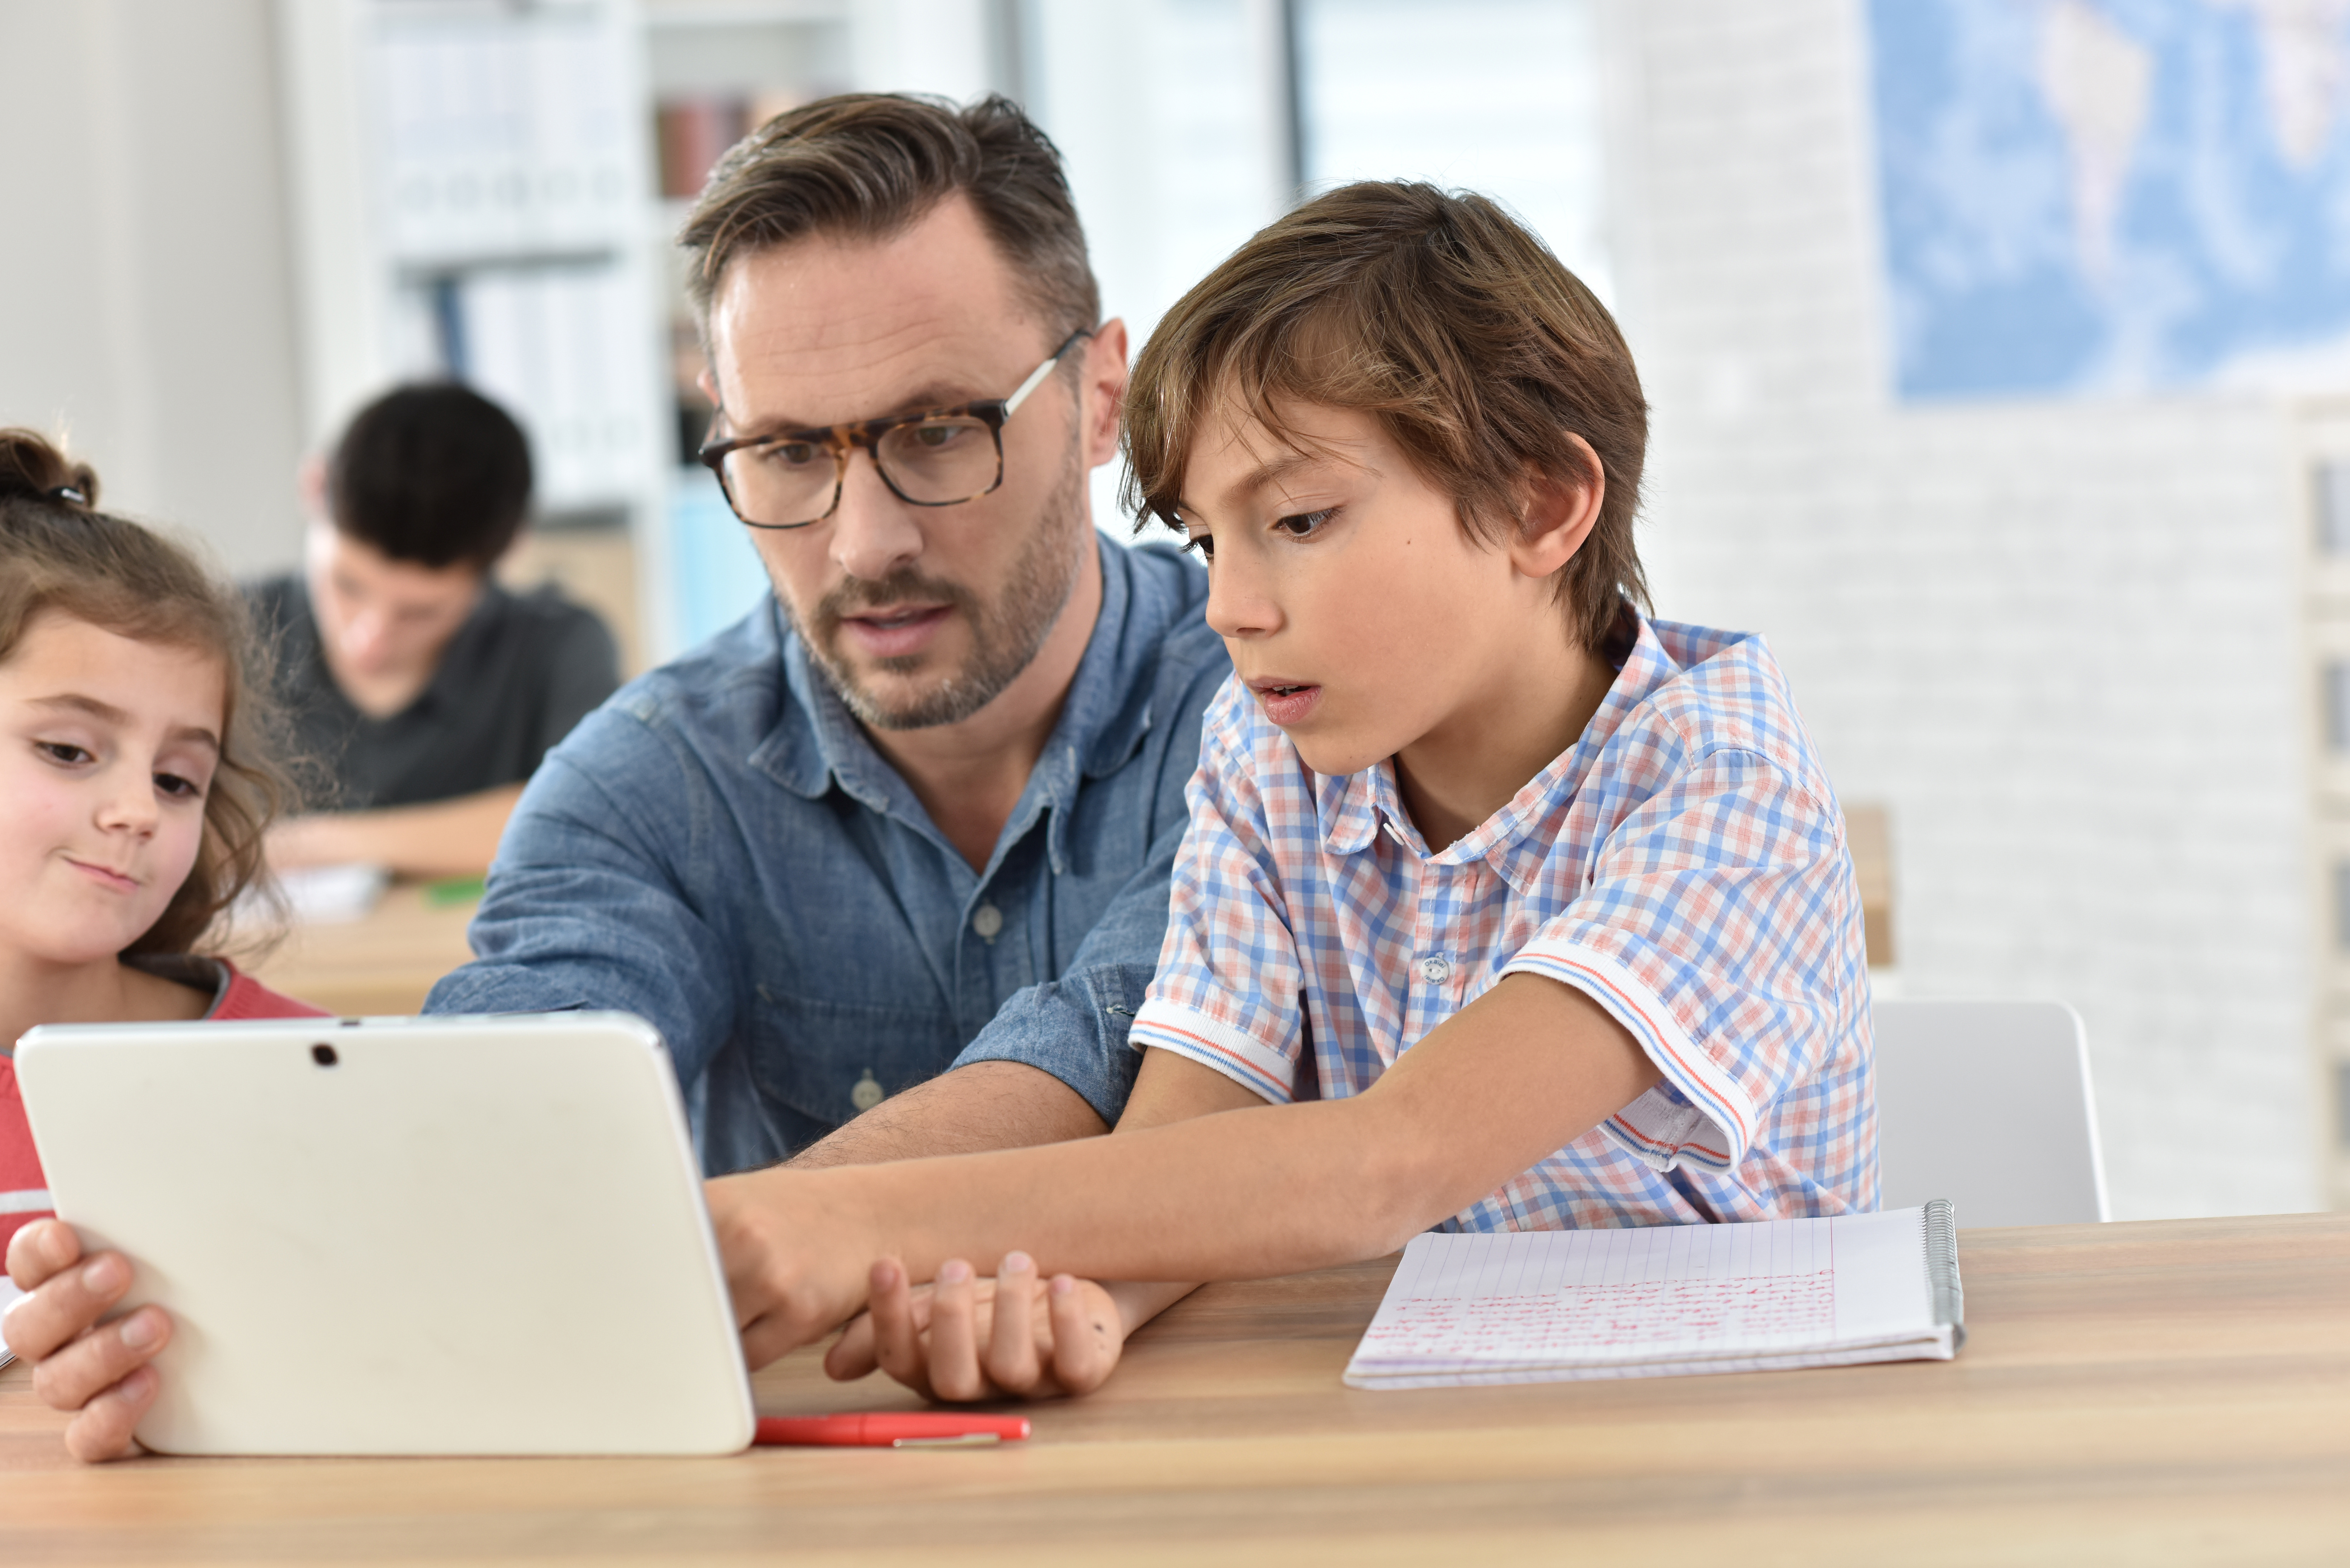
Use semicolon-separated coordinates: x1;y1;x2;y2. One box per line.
424;704;739;1085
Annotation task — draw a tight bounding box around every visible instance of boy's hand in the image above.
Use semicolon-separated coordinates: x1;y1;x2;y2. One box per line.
3;1219;170;1463
826;1253;1125;1401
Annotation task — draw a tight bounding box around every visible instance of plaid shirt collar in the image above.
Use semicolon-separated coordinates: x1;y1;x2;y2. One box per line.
1312;614;1683;896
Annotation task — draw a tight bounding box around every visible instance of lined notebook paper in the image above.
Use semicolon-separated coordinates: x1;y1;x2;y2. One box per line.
1344;1201;1964;1389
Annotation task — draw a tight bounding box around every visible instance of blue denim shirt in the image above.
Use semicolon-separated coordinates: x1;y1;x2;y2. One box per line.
424;537;1227;1175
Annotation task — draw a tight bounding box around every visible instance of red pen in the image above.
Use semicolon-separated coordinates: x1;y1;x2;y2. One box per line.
754;1413;1032;1448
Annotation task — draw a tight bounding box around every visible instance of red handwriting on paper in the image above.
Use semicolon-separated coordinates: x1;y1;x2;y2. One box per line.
1361;1269;1836;1360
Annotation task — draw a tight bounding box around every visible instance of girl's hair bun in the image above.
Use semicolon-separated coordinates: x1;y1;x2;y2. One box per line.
0;428;102;509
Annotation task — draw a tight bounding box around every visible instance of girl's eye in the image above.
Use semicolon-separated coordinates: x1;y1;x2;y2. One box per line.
155;772;205;800
35;741;93;766
1273;508;1335;540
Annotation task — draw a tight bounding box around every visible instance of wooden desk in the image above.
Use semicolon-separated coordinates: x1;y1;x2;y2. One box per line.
245;884;479;1017
4;1214;2347;1563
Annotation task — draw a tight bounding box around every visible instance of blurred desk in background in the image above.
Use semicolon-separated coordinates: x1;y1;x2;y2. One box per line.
248;883;478;1017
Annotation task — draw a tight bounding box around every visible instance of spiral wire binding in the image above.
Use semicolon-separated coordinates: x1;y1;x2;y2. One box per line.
1921;1197;1966;1349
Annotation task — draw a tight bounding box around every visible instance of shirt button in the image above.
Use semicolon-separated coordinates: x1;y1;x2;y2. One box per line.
972;903;1004;940
851;1071;884;1112
1421;956;1450;983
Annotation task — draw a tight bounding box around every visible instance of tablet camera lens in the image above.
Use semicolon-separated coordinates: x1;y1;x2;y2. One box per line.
312;1043;339;1067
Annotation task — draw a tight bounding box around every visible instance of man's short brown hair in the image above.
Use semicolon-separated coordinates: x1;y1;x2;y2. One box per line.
1124;181;1650;653
679;92;1099;345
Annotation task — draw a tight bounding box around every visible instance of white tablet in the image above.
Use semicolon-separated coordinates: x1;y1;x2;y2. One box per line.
14;1012;754;1456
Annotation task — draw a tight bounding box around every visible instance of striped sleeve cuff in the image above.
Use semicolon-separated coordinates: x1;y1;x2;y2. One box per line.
1128;1000;1296;1104
1501;939;1757;1173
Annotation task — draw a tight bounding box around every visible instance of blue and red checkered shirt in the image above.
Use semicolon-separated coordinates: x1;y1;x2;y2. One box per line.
1129;615;1877;1231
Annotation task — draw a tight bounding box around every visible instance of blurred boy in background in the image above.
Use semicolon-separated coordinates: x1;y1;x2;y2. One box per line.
251;383;620;880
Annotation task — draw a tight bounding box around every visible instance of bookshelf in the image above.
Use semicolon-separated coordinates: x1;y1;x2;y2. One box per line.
2292;399;2350;1208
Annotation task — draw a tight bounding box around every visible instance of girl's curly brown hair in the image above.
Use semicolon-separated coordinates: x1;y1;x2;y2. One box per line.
0;428;294;956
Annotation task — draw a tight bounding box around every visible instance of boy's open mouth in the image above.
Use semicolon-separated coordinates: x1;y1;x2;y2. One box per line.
1245;677;1323;724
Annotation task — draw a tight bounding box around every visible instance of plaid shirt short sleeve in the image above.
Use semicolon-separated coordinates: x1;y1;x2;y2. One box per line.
1129;617;1875;1232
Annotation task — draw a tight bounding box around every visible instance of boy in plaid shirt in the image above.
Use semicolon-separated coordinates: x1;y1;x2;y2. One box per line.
709;179;1876;1399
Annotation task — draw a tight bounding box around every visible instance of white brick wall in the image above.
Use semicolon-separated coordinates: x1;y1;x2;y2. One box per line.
1611;0;2323;1218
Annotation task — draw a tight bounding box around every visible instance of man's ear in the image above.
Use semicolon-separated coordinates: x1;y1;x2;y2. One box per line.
1509;435;1605;581
697;366;722;410
297;452;330;521
1081;318;1131;470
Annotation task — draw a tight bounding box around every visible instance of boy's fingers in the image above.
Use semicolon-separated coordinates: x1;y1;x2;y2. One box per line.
1047;1276;1119;1395
4;1249;135;1365
823;1311;882;1382
30;1305;171;1415
859;1260;932;1394
984;1253;1043;1394
925;1260;987;1402
62;1363;158;1464
5;1217;83;1292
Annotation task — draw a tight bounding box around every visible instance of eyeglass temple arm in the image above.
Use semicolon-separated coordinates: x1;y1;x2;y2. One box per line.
1002;329;1095;418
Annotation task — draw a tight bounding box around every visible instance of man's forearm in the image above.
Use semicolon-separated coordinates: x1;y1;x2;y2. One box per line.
785;1061;1109;1169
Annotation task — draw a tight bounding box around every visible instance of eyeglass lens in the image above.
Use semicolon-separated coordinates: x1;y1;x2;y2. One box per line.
719;415;1001;527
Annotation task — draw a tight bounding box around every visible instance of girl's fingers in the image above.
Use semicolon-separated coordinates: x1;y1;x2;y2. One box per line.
1046;1276;1120;1395
925;1259;987;1402
29;1303;170;1416
61;1362;158;1464
983;1252;1043;1393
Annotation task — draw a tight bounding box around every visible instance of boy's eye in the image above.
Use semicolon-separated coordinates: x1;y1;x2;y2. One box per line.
1273;508;1335;539
35;741;93;766
155;771;206;800
1180;532;1216;561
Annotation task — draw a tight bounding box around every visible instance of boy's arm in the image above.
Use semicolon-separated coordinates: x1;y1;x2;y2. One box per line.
710;971;1659;1367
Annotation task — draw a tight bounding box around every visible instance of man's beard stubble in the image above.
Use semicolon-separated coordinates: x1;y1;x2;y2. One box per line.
791;430;1089;732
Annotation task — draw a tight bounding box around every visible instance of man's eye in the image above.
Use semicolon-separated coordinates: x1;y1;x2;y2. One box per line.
908;421;976;450
1273;508;1335;539
36;741;92;766
759;441;825;469
155;772;206;800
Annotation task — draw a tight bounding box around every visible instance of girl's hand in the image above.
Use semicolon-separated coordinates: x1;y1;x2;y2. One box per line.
3;1219;170;1462
825;1253;1126;1401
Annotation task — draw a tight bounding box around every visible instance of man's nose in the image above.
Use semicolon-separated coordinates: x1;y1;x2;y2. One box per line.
827;448;926;584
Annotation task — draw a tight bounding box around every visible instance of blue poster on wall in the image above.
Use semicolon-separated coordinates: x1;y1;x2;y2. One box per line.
1869;0;2350;399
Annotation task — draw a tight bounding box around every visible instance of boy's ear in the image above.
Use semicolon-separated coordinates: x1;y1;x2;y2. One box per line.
1509;435;1605;581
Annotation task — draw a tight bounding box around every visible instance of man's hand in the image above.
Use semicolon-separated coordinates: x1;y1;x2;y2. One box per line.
706;1165;886;1368
825;1253;1125;1401
3;1219;170;1462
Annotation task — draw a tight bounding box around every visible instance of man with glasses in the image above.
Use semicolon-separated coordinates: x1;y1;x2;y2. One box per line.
425;91;1227;1178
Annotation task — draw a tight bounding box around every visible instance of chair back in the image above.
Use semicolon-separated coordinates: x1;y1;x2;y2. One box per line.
1871;998;2110;1227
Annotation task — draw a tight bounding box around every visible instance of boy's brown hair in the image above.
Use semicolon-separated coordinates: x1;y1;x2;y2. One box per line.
679;92;1098;345
1124;181;1650;653
0;429;292;957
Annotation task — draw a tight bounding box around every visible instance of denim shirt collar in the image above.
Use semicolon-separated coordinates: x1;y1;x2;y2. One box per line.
749;534;1158;879
1311;614;1685;896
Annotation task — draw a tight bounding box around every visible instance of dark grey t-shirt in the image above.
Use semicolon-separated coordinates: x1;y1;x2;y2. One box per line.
249;574;621;810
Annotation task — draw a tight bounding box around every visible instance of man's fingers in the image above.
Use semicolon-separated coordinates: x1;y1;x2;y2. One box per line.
984;1252;1043;1393
30;1304;171;1416
4;1249;135;1366
1046;1276;1120;1396
5;1217;83;1293
62;1364;158;1464
925;1259;987;1402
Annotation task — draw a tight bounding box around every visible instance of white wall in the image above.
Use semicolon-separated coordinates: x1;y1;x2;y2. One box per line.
1609;0;2321;1219
0;0;309;577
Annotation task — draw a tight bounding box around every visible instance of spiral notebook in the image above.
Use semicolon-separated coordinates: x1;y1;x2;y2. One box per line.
1344;1200;1964;1389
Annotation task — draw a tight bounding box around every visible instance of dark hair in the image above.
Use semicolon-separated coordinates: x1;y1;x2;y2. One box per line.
1125;181;1651;652
327;383;534;570
0;429;294;957
679;92;1099;345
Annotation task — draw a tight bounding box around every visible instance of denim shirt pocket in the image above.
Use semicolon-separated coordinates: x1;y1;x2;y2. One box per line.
749;985;969;1130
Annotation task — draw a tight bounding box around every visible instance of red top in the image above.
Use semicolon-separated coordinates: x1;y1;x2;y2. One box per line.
0;961;326;1259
